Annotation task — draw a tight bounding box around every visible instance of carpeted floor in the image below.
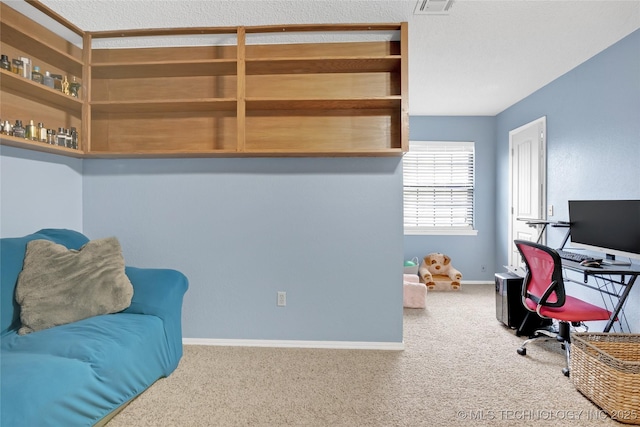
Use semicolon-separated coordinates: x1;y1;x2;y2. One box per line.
107;284;620;426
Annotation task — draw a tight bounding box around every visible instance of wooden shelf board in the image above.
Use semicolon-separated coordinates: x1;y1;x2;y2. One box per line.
246;97;401;110
0;21;83;76
90;98;237;113
241;148;405;157
1;135;84;158
89;26;238;39
246;56;400;74
85;150;241;158
1;69;84;113
84;148;403;158
91;60;237;78
245;23;403;33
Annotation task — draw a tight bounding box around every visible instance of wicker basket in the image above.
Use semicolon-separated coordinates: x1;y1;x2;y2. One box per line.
571;333;640;424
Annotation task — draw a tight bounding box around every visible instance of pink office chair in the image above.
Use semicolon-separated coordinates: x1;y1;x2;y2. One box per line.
513;240;612;376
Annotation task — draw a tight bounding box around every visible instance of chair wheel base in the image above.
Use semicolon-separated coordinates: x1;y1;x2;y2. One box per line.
517;347;526;356
562;368;570;377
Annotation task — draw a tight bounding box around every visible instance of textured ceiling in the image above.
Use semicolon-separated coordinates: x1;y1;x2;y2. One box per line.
27;0;640;115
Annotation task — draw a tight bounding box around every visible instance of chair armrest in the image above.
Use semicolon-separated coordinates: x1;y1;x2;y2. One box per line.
122;266;189;372
538;280;563;308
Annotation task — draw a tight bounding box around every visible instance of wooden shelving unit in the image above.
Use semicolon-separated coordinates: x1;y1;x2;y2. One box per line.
1;1;408;158
88;39;239;155
242;26;406;156
0;2;84;156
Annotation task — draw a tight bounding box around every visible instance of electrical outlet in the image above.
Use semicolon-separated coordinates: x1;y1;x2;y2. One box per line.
481;265;487;272
277;291;286;307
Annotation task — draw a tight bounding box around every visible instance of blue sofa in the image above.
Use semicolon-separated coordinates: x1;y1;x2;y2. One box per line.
0;229;189;426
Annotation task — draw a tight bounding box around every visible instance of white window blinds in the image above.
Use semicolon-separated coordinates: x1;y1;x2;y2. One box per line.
403;141;475;234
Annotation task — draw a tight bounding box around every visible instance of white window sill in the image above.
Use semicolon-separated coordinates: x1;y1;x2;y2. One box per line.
404;229;479;236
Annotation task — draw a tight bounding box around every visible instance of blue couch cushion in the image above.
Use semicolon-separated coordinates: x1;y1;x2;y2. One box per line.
1;313;169;427
1;352;103;424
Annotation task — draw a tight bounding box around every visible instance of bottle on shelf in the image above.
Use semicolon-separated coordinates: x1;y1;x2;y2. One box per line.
46;129;56;145
43;71;55;89
69;76;81;98
11;59;23;75
70;127;78;149
37;122;47;142
19;56;31;80
61;76;70;96
50;74;63;91
0;55;10;71
2;120;12;136
64;129;72;148
13;120;25;138
25;120;37;140
56;128;66;146
31;66;44;84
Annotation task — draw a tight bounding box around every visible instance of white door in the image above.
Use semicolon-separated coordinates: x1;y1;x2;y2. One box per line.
508;117;547;269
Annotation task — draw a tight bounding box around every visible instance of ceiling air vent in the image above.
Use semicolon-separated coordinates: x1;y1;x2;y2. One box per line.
414;0;455;15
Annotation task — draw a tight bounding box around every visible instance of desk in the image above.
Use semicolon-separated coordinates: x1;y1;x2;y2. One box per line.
519;219;570;245
561;260;640;332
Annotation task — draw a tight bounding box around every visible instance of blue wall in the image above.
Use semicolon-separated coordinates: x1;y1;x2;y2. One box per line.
0;146;83;237
496;29;640;331
81;157;404;342
404;116;497;281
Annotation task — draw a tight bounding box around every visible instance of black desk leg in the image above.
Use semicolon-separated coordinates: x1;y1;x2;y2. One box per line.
604;276;637;332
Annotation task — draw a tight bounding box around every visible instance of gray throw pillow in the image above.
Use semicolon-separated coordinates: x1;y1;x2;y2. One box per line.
15;237;134;335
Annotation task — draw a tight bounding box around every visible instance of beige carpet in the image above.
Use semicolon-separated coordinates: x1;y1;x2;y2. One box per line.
108;284;620;426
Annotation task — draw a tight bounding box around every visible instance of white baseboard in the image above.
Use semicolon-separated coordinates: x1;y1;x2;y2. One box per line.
462;280;495;285
183;338;404;351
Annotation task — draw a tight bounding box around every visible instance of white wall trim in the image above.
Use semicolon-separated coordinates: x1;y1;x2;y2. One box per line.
183;338;404;351
462;280;494;285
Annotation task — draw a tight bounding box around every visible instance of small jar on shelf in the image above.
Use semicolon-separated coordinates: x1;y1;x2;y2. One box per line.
70;127;78;149
64;129;72;148
46;129;56;145
50;74;63;91
43;71;55;89
37;122;47;142
19;56;31;80
25;120;37;140
0;55;10;71
56;128;66;146
13;120;25;138
69;76;81;98
2;120;12;136
31;66;44;84
11;59;23;75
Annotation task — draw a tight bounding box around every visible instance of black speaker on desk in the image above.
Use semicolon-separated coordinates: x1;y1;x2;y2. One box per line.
495;272;551;335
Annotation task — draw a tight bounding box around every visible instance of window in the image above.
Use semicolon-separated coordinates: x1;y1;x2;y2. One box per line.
403;141;476;235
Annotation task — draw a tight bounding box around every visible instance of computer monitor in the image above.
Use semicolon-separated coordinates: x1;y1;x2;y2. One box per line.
568;200;640;263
